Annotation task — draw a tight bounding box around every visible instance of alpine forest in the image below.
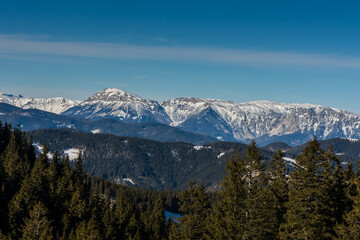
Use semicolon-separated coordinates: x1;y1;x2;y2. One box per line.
0;122;360;240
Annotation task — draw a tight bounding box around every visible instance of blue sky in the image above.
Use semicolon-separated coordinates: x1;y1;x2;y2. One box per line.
1;1;360;113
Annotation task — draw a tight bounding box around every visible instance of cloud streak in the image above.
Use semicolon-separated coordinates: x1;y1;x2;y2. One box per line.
1;34;360;68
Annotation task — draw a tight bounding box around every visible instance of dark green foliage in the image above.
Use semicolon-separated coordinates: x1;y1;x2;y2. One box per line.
21;202;53;240
1;124;360;239
268;150;288;230
0;125;184;239
29;128;274;190
336;171;360;239
280;138;336;239
178;182;209;239
207;142;278;239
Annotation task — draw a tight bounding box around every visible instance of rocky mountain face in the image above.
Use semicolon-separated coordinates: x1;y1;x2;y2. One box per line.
0;103;217;145
0;93;80;114
161;98;360;145
62;88;171;124
3;88;360;145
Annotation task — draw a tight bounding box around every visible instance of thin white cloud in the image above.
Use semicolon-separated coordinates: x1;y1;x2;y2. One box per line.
1;34;360;68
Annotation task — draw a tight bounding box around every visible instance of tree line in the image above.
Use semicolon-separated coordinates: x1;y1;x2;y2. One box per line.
1;122;359;239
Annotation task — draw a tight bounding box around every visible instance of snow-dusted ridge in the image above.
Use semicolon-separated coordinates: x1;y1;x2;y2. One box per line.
0;93;80;114
62;88;171;124
3;88;360;145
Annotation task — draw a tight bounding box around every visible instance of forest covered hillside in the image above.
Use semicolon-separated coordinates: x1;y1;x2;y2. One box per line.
1;123;360;239
29;128;274;190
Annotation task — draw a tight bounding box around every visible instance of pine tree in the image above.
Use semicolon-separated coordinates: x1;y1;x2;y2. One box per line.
102;198;117;240
179;181;209;239
167;220;181;240
320;146;347;238
3;131;31;192
147;196;166;240
279;138;330;240
335;172;360;239
268;150;288;236
241;141;277;240
208;152;247;239
113;189;143;239
74;218;103;240
21;202;53;240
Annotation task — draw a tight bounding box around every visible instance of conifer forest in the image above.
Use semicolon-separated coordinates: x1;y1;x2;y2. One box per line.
1;122;360;240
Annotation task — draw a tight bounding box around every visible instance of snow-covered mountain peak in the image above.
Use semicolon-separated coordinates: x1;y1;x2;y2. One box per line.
64;88;171;124
0;93;80;114
87;88;144;102
0;93;16;104
3;88;360;146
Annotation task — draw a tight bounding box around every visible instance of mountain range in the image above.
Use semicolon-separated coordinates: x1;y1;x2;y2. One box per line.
0;103;216;145
2;88;360;146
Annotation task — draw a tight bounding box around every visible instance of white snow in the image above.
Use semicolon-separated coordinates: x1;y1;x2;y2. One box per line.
193;145;203;150
4;89;360;145
32;143;53;159
0;93;80;114
69;88;171;124
341;138;360;142
123;178;135;185
217;152;225;158
193;145;212;151
91;129;101;134
64;148;82;161
283;157;296;165
161;97;360;143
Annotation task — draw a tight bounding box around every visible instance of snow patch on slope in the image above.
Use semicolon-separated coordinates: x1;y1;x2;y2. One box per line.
283;157;296;166
91;129;101;134
123;178;135;185
64;148;82;161
33;143;53;159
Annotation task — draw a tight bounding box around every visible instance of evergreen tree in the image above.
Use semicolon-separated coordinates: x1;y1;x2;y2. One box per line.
179;182;209;239
146;196;166;240
21;202;53;240
320;146;347;238
335;172;360;239
280;138;330;240
102;198;117;240
74;218;103;240
208;152;247;239
268;150;288;235
241;141;277;240
167;219;181;240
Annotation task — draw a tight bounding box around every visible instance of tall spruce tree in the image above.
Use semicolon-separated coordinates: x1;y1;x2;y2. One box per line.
335;170;360;239
208;152;247;239
21;201;53;240
179;181;209;239
320;146;347;238
241;141;277;240
280;138;331;240
208;142;277;240
268;150;288;237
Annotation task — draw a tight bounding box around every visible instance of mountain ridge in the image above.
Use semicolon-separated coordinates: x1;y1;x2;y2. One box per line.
0;102;218;145
2;88;360;145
